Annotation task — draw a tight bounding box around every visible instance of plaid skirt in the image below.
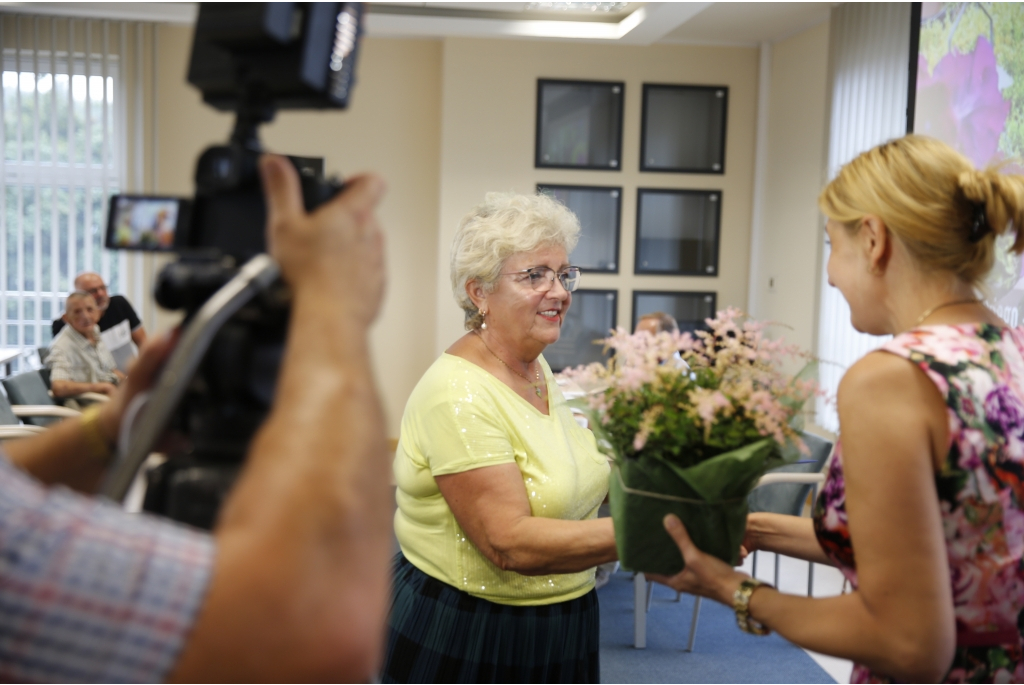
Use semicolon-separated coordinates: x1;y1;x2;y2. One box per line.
380;554;600;684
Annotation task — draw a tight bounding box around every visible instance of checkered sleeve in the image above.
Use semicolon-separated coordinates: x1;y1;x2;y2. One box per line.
0;455;216;683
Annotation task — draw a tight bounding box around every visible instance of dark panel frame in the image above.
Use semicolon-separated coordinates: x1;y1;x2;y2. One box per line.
536;183;622;274
906;2;922;133
631;290;717;333
535;78;625;171
634;187;722;276
639;83;729;174
547;288;618;372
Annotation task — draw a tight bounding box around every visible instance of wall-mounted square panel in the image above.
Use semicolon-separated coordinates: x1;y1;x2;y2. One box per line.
544;289;617;372
536;79;624;170
632;291;717;335
538;184;621;273
640;84;728;173
635;188;721;276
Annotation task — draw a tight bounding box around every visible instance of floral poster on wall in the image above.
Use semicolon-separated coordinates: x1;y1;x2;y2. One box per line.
915;2;1024;325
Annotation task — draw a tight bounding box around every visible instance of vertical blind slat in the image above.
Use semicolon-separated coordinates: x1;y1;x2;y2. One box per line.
100;20;109;283
16;18;24;348
49;17;57;328
0;14;134;356
67;18;75;286
83;19;91;279
0;14;6;348
32;17;41;348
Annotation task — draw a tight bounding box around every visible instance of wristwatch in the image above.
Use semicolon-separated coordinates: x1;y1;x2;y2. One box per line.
732;578;772;635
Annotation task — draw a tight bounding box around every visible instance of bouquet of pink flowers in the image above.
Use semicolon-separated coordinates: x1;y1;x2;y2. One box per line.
560;308;817;575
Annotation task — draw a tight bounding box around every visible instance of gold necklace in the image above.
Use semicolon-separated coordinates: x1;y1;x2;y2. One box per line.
913;298;983;328
474;330;543;397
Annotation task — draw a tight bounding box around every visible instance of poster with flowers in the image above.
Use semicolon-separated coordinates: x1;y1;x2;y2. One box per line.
915;3;1024;326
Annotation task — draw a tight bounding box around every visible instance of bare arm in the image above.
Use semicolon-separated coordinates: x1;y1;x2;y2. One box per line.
743;512;832;565
51;379;118;398
436;463;616;575
6;334;175;492
168;157;392;682
131;325;147;348
650;351;955;683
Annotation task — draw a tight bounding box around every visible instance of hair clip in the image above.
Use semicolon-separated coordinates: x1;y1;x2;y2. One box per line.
969;203;991;243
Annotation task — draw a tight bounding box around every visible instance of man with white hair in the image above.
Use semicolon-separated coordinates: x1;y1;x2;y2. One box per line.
47;291;124;398
52;272;146;370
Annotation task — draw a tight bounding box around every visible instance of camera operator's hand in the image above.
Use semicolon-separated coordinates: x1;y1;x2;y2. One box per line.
170;158;392;681
97;331;178;446
6;332;178;493
259;155;386;326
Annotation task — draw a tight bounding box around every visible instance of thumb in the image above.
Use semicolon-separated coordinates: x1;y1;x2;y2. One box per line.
329;172;387;220
259;154;304;229
663;514;698;557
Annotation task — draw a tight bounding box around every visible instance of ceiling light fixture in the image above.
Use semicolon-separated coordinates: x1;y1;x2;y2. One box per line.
525;2;629;13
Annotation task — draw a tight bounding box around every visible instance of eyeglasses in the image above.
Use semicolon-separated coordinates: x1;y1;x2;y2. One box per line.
501;266;581;293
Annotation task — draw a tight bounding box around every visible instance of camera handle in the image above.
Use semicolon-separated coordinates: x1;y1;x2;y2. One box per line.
100;253;281;502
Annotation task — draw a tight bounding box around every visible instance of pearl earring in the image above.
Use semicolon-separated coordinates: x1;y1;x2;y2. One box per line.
480;310;488;330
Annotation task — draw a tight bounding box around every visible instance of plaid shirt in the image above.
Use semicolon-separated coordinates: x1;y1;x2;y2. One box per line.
0;454;215;683
47;325;119;384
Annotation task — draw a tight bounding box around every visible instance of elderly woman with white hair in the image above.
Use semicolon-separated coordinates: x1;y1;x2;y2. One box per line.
381;192;616;683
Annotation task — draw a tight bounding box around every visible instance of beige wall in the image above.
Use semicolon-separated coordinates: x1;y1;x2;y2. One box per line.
145;27;828;437
151;27;443;436
434;38;759;353
749;21;831;357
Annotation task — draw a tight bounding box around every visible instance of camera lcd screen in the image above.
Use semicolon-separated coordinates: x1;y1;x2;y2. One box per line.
106;195;191;252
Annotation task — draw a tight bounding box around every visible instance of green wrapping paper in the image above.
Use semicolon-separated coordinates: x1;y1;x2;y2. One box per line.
609;438;782;576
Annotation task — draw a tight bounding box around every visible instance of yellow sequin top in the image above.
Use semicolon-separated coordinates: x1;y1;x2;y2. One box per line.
393;353;610;606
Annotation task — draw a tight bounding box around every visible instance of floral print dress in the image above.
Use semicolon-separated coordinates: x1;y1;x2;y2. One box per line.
814;323;1024;684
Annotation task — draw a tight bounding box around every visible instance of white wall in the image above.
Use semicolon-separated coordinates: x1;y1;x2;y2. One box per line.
152;28;443;437
748;20;831;358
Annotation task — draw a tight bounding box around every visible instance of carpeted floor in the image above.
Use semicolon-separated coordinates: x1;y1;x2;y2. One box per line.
599;571;836;684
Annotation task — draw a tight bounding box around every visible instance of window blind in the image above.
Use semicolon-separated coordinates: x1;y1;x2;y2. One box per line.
0;14;149;354
815;3;910;433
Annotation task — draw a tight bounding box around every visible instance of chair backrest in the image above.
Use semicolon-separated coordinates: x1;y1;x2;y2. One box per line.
2;371;58;427
0;391;21;427
37;347;50;366
747;432;833;517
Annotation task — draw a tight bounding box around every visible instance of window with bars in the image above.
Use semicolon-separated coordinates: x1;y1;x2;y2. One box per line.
1;19;127;353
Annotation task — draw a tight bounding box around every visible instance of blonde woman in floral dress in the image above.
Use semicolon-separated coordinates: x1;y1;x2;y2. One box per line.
651;135;1024;683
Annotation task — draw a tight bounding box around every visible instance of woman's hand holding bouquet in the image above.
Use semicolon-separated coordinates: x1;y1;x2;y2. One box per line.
559;308;817;574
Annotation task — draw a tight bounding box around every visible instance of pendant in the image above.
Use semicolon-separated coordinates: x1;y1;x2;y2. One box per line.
535;386;542;398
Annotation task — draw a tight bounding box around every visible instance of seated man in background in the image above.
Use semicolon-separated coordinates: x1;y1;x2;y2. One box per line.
47;291;124;398
52;272;146;370
635;310;679;335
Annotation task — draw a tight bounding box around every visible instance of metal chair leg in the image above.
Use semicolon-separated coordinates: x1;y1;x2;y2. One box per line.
674;590;681;602
807;561;814;597
633;573;647;649
752;549;758;578
686;596;702;652
774;552;780;588
646;575;654;612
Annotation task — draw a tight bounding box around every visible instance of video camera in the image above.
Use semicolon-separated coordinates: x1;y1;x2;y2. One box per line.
99;3;365;528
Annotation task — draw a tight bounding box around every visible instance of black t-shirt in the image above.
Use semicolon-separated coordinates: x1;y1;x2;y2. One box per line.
52;295;142;337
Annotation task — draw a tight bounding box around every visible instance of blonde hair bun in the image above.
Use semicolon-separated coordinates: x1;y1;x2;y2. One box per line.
819;135;1024;287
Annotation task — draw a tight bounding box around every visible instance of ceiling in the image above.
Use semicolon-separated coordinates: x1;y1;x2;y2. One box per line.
0;2;835;47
